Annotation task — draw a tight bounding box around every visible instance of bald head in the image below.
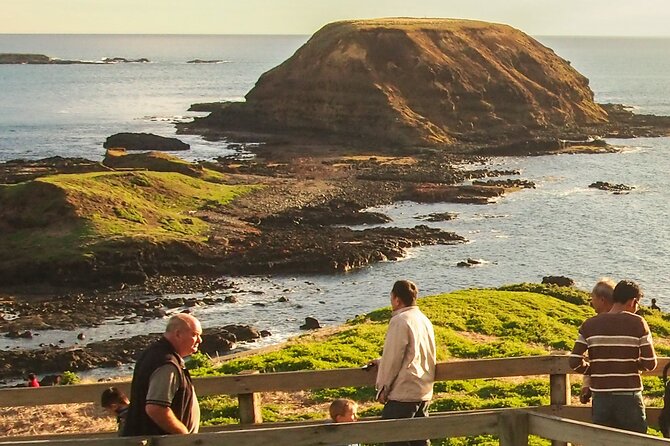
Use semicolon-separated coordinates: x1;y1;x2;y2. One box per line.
166;314;198;334
164;314;202;357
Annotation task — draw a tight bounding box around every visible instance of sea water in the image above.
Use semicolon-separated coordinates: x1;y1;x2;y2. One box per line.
1;35;670;355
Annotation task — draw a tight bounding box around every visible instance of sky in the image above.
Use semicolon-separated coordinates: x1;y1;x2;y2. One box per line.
3;0;670;36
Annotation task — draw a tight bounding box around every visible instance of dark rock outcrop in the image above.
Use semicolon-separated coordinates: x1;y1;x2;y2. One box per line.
0;325;263;379
104;133;190;151
300;317;322;330
187;59;223;64
542;276;575;287
0;53;52;64
181;18;607;148
101;57;149;63
588;181;634;193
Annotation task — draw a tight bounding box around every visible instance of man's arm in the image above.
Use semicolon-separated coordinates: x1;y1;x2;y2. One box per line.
145;405;189;434
376;318;408;403
568;330;589;373
639;320;658;371
145;364;189;434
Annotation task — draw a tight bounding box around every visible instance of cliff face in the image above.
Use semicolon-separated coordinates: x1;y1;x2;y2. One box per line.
196;19;607;147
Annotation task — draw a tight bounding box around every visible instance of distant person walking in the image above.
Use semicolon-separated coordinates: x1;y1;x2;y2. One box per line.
579;278;616;404
26;373;39;388
569;279;657;433
123;314;202;436
368;280;436;446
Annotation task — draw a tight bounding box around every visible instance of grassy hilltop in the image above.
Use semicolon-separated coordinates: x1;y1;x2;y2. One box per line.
191;284;670;444
0;157;256;285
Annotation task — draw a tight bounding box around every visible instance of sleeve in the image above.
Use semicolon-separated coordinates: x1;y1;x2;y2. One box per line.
146;364;181;407
639;319;657;371
568;328;589;373
375;317;409;397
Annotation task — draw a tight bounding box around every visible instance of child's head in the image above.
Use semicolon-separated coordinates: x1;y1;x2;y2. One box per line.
329;398;358;423
101;387;129;413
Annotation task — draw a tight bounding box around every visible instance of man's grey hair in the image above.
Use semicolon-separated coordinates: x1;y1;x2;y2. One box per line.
592;278;616;301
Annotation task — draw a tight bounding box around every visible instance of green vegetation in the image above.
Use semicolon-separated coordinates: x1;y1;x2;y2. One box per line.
191;285;670;444
0;170;256;266
61;371;81;385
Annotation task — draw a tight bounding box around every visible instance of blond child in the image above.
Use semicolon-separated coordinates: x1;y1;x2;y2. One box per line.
329;398;358;423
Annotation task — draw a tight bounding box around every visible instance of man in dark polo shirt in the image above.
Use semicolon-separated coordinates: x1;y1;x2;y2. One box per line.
569;279;657;433
123;314;202;436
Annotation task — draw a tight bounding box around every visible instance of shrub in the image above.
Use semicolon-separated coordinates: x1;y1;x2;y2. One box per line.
61;371;81;385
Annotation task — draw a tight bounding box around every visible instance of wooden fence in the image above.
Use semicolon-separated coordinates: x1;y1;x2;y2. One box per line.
1;355;669;445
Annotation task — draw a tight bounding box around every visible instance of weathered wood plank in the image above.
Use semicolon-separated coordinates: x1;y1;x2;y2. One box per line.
0;412;500;446
498;410;529;446
1;356;667;409
527;412;668;446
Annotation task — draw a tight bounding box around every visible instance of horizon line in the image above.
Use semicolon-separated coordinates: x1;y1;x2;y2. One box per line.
2;32;670;39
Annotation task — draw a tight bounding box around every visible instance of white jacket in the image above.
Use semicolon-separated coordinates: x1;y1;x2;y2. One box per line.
376;305;436;402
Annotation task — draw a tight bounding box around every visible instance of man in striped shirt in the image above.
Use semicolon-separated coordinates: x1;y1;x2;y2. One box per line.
569;279;657;433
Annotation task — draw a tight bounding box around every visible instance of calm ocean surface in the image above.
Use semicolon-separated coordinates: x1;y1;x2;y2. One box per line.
1;35;670;357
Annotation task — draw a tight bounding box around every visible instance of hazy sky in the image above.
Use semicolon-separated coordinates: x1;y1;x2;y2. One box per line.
3;0;670;36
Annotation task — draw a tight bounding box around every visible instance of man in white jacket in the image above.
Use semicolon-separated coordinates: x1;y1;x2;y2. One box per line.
370;280;436;446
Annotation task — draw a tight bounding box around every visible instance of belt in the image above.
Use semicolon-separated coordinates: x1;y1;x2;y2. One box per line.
594;391;642;396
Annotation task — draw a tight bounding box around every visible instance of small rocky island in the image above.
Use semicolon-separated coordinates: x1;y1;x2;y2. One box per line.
0;53;149;64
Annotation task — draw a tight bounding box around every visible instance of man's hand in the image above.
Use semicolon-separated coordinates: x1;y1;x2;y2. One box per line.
579;386;592;404
376;386;389;404
363;359;379;371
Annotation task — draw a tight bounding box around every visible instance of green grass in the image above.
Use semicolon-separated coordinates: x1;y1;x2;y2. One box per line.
192;284;670;445
0;170;256;267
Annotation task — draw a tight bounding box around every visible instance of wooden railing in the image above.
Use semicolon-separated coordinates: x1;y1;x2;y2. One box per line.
1;355;669;445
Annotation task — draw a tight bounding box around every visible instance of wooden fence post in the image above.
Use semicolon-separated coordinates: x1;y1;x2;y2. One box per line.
237;370;263;425
498;410;529;446
549;374;570;446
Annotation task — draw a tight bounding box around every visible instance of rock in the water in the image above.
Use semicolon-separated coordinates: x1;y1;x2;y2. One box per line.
542;276;575;287
457;258;483;267
300;317;322;330
588;181;634;193
104;133;190;151
185;18;607;148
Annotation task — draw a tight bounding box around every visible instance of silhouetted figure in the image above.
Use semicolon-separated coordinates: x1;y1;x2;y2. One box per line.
651;299;661;311
101;387;130;435
27;373;40;388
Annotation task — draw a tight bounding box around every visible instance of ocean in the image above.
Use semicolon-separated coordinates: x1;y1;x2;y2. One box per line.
1;34;670;357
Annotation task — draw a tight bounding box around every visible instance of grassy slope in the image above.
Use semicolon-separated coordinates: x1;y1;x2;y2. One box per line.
0;170;255;264
191;284;670;444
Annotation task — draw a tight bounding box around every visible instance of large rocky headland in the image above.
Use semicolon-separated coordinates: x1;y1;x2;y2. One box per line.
178;18;670;152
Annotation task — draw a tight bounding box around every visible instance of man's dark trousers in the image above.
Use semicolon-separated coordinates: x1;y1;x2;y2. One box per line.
381;400;430;446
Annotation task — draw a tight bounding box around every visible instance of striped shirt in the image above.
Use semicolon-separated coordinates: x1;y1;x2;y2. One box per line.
569;311;657;392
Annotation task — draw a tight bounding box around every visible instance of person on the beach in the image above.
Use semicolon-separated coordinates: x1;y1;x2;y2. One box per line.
569;279;657;433
26;373;40;388
579;278;616;404
101;387;130;435
123;314;202;436
368;280;436;446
